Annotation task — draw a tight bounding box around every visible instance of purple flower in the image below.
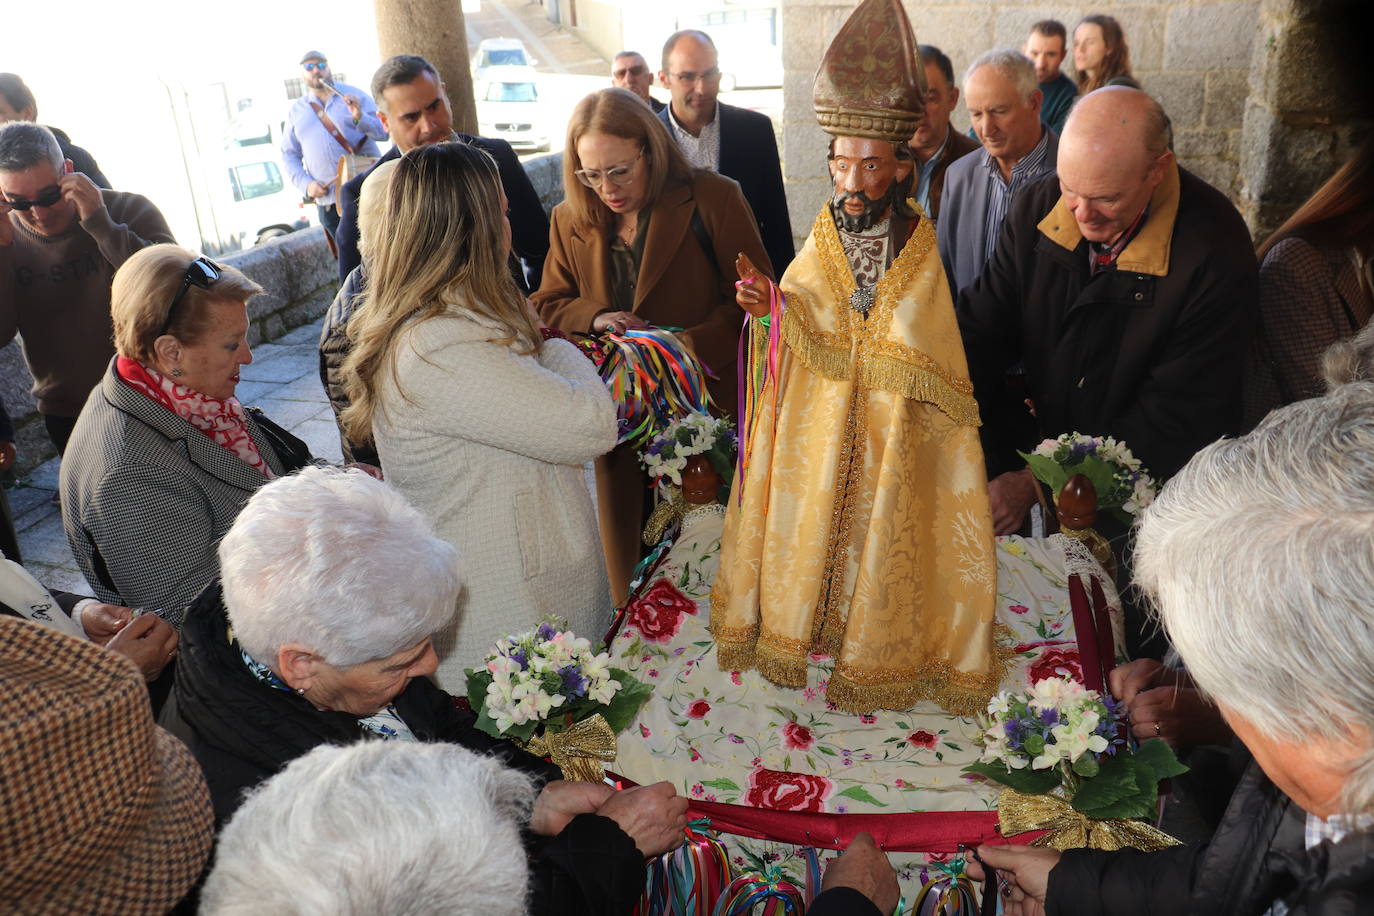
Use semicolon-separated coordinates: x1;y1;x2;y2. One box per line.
729;733;745;744
1040;708;1060;727
558;665;587;697
536;622;557;641
509;648;529;670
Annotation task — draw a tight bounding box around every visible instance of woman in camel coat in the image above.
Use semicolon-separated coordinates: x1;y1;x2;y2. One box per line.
532;88;772;604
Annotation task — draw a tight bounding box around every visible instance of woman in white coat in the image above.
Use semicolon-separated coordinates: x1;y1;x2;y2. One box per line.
340;142;617;690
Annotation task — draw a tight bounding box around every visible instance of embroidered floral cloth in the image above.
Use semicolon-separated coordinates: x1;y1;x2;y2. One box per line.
612;509;1123;896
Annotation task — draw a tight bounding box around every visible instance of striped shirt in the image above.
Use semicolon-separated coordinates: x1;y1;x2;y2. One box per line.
978;129;1056;267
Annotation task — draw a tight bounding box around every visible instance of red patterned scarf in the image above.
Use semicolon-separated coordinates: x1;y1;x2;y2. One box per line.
116;356;274;479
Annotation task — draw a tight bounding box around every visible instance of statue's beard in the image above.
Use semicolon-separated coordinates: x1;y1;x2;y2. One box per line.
830;188;893;233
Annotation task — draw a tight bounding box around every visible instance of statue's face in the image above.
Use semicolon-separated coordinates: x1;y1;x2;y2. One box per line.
828;136;911;232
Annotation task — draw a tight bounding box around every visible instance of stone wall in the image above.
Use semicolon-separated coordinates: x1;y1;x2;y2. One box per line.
780;1;1260;246
0;227;337;475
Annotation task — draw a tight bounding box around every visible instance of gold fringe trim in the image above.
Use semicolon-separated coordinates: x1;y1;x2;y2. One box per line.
859;353;981;427
754;639;810;689
780;306;850;381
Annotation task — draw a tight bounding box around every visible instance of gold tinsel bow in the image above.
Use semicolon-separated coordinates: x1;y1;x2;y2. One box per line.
997;789;1183;852
526;714;618;782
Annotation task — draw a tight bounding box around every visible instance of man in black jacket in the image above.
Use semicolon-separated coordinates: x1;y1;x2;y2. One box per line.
967;384;1374;915
334;55;549;290
957;87;1257;536
657;30;794;276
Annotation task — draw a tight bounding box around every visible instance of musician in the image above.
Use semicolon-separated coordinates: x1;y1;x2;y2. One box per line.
281;51;388;241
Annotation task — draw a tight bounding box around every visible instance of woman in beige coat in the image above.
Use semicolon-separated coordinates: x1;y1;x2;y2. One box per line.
532;88;771;603
340;142;617;690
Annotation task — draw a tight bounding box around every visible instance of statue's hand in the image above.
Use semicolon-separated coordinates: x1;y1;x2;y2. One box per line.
734;252;772;319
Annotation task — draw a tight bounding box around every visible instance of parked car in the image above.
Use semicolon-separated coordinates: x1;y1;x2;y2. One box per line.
209;108;313;250
473;38;536;81
475;66;550;153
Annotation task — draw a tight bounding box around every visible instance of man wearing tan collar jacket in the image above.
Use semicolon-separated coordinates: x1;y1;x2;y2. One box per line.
956;87;1257;539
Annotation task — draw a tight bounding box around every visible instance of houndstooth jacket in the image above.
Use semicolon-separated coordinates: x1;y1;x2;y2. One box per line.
60;360;299;627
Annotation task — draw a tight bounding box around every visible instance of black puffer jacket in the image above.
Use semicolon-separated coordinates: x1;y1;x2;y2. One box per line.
317;264;377;466
1047;763;1374;915
174;584;646;915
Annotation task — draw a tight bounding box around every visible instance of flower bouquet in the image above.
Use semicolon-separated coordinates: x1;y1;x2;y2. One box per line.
1020;433;1157;524
639;412;736;545
465;620;653;781
963;676;1187;851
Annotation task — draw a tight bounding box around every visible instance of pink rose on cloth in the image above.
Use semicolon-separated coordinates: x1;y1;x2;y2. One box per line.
625;579;698;642
744;767;833;812
1008;604;1030;615
906;730;938;749
1027;646;1085;685
782;721;814;750
686;699;711;719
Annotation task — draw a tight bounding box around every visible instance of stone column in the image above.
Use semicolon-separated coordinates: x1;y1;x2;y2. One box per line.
1237;0;1369;239
373;0;478;135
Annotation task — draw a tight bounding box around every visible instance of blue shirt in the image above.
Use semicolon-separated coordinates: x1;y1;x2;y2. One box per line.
280;82;387;207
1039;73;1078;136
936;127;1058;295
914;128;953;217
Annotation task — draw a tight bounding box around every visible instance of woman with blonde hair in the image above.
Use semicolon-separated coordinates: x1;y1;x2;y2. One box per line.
340;141;617;689
532;88;770;602
1073;15;1136;94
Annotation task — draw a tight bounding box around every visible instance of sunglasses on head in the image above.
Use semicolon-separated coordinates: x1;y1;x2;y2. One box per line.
160;257;222;337
5;185;62;211
303;61;328;72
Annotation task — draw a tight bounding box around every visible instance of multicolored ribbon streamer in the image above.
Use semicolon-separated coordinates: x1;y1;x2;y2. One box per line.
711;867;804;916
575;327;715;447
640;819;733;916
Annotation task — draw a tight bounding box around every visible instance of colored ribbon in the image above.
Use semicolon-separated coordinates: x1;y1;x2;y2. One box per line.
996;789;1182;852
526;714;618;782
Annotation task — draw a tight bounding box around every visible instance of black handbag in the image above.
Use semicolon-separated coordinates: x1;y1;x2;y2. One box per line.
244;406;315;474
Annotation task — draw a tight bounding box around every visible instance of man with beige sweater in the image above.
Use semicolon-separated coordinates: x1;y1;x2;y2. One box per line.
0;121;172;454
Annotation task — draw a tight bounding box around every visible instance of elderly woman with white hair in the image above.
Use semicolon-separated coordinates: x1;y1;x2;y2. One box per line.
202;742;546;915
174;466;687;914
967;381;1374;915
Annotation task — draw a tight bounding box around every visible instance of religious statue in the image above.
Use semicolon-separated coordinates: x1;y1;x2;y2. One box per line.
712;0;1001;715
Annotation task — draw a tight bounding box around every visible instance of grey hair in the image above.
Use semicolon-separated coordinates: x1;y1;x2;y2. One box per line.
1322;320;1374;389
964;49;1038;102
371;54;441;113
0;121;62;173
200;742;536;915
1134;382;1374;814
218;466;459;667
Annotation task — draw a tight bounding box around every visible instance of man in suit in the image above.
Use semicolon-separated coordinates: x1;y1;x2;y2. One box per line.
334;55;549;290
908;44;981;221
657;30;794;276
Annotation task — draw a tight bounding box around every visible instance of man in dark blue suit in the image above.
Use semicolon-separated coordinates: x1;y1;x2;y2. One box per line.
333;55;549;291
657;30;794;276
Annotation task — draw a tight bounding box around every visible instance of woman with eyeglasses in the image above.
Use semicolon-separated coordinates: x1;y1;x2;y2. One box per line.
339;141;617;690
531;87;772;603
60;244;317;629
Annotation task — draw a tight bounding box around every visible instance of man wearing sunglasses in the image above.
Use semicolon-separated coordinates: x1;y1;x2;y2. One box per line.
0;122;172;456
281;51;387;243
656;30;794;276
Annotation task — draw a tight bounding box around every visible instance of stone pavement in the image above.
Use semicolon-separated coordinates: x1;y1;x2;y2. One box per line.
9;317;341;597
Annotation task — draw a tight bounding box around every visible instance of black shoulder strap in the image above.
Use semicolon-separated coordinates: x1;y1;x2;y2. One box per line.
243;407;314;474
688;206;713;261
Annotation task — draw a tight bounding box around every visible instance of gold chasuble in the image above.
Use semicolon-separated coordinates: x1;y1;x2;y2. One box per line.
712;207;1000;715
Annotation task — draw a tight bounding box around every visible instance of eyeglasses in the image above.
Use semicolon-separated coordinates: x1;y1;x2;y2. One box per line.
303;61;328;72
160;257;222;337
4;185;62;210
574;150;644;189
667;68;721;85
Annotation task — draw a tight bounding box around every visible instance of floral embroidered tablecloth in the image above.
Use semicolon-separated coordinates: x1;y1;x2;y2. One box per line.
610;508;1123;896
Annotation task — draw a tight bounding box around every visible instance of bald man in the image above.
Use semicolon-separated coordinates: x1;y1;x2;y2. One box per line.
956;87;1256;538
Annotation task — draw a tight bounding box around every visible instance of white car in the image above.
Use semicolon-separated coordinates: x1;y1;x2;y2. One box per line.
475;66;550;153
210;109;313;250
472;38;536;81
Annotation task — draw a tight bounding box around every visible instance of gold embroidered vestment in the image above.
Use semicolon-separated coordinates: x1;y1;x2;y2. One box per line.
712;207;1000;715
